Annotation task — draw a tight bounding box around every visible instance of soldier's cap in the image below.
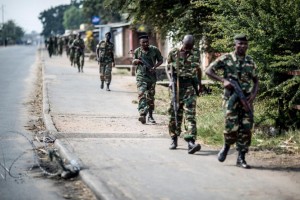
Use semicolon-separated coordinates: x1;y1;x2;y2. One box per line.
105;32;111;36
138;35;149;40
234;34;248;41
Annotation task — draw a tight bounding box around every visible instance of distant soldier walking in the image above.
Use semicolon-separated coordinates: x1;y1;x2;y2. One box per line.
205;34;259;168
132;35;163;124
72;33;85;73
68;34;76;66
167;35;202;154
96;32;115;91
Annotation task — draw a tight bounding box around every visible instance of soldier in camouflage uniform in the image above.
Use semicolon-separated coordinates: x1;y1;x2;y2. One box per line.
68;34;76;67
132;35;163;124
167;35;202;154
96;32;115;91
205;34;259;168
72;33;85;73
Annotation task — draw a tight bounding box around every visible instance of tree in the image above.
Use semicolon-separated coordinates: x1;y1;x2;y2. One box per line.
63;6;86;30
1;20;25;44
103;0;214;42
82;0;122;24
39;4;71;37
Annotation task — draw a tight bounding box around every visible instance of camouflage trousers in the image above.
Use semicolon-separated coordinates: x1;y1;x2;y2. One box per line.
99;62;113;84
69;49;75;64
74;52;84;70
136;80;156;116
224;94;253;152
168;85;197;140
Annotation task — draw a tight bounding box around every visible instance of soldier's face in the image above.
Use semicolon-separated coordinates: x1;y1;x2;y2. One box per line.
140;38;149;50
235;40;248;56
106;34;111;40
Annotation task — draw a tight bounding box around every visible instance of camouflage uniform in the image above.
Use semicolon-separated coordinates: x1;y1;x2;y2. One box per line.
168;48;201;141
208;52;257;152
68;35;75;66
72;37;85;72
133;45;163;117
97;40;114;84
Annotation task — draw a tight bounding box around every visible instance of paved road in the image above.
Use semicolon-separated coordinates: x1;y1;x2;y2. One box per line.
44;51;300;200
0;46;66;199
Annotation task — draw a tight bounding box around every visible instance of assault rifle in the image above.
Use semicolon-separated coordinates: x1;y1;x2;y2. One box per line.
170;66;178;127
228;78;253;118
140;57;153;71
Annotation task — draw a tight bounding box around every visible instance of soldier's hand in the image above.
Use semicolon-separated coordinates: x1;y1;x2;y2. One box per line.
198;84;203;94
223;79;233;89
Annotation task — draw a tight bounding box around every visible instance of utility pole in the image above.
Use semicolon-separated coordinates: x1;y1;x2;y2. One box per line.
1;4;4;46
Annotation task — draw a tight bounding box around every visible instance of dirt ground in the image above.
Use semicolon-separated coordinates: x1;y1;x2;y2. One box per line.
25;59;97;200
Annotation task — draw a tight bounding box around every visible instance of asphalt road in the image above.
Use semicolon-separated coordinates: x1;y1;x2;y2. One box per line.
0;45;65;200
44;53;300;200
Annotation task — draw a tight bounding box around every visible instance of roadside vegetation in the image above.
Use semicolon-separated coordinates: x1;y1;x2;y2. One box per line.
155;84;300;154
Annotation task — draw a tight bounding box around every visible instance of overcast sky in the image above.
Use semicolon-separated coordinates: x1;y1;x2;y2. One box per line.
0;0;71;34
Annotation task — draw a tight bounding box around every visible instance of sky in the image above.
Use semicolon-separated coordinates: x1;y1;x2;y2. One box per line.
0;0;71;34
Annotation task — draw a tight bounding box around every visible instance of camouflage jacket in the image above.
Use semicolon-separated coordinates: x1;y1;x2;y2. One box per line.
133;45;163;82
208;51;257;93
97;40;114;63
167;47;201;79
72;38;85;54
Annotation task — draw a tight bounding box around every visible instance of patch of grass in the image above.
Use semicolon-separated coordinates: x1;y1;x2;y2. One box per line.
113;69;130;75
196;94;224;145
155;86;300;153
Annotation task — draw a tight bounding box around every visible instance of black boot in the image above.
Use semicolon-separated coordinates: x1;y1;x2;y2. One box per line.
100;81;104;89
218;144;230;162
236;151;250;169
169;135;178;150
148;110;156;124
106;83;111;91
187;139;201;154
138;114;146;124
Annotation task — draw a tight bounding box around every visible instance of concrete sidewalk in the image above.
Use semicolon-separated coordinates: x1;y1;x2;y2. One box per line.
42;51;300;200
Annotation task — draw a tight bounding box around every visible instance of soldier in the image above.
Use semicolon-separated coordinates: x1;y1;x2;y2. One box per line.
132;35;163;124
68;34;76;66
96;32;115;91
167;35;202;154
47;36;55;58
205;34;259;168
57;36;64;56
72;33;85;73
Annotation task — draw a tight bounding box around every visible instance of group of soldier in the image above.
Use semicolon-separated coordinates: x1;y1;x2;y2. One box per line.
129;33;259;169
46;30;259;169
45;33;86;73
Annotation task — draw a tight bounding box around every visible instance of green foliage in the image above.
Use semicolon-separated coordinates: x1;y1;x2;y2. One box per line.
82;0;122;24
39;4;71;37
1;20;24;43
103;0;214;43
208;0;300;129
63;6;86;30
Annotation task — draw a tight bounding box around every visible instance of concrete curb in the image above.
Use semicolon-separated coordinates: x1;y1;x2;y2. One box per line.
40;50;115;200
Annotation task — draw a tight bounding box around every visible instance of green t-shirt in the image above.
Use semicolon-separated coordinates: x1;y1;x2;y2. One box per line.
133;45;163;82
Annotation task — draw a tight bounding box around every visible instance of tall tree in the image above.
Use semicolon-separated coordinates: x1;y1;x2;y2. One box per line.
1;20;25;44
82;0;122;24
103;0;214;42
63;5;86;30
39;4;70;37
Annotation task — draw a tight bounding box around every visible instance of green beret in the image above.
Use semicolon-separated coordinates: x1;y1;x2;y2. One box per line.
234;34;248;41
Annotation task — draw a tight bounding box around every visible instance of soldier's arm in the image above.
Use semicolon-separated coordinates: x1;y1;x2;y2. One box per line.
132;49;142;65
205;59;231;89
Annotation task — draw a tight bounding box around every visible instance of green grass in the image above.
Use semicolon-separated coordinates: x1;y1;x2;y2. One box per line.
155;85;300;153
